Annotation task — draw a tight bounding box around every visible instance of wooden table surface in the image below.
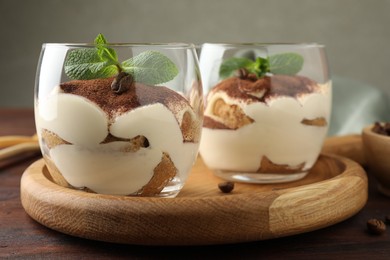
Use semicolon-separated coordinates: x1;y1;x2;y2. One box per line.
1;108;389;259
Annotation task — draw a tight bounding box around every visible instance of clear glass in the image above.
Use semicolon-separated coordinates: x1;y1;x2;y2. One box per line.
34;43;203;197
199;43;332;183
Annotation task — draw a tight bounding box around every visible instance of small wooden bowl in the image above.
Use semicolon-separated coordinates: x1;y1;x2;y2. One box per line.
362;125;390;196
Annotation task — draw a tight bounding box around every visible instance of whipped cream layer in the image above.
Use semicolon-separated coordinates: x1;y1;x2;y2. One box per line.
199;81;331;173
36;92;199;195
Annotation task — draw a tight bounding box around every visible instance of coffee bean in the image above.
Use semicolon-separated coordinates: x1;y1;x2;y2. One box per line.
218;182;235;193
367;218;386;235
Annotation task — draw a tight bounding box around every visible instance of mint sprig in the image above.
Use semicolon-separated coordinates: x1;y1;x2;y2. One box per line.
219;52;304;79
94;34;119;69
64;34;178;85
122;50;179;85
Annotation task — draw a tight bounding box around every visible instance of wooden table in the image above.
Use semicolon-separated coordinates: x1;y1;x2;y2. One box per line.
1;109;389;259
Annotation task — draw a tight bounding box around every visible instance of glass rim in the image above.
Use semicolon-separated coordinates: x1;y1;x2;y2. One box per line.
42;42;196;49
201;42;325;48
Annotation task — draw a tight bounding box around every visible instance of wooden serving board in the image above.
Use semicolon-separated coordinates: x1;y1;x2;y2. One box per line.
20;147;367;245
322;134;365;165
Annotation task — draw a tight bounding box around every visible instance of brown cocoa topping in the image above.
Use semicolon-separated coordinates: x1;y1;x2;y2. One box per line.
60;77;200;142
61;77;138;119
238;77;270;98
208;77;258;104
61;78;188;121
208;75;319;105
203;75;320;130
247;73;258;82
263;75;318;102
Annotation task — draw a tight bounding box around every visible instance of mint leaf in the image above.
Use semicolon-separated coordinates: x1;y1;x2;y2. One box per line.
94;34;118;64
269;53;304;75
64;34;179;85
219;57;253;79
64;34;119;80
94;33;107;45
218;52;304;79
121;51;178;85
247;57;269;77
64;48;118;80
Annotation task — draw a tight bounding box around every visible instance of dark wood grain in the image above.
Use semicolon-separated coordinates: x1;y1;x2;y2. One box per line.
1;109;390;259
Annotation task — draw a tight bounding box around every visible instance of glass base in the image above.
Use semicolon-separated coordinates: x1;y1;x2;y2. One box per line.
377;184;390;197
214;170;308;184
158;180;183;198
137;176;184;198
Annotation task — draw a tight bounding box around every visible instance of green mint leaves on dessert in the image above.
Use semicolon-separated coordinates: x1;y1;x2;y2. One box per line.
121;50;178;85
219;52;304;79
268;53;304;75
64;34;178;85
64;48;118;80
94;34;118;68
219;57;254;79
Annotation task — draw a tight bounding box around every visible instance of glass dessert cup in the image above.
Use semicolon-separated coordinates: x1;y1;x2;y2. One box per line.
34;40;203;197
199;43;332;183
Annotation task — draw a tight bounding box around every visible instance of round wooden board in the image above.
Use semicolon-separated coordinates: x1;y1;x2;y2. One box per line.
20;150;367;246
322;134;365;165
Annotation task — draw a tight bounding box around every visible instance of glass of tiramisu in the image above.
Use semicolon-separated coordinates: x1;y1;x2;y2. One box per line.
199;43;331;183
34;35;203;197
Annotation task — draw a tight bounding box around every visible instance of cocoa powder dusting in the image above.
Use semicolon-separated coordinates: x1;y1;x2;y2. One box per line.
204;75;320;129
210;77;259;104
60;77;187;119
263;75;318;101
210;75;319;104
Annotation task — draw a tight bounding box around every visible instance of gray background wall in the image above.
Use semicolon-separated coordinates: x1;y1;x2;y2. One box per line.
0;0;389;107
